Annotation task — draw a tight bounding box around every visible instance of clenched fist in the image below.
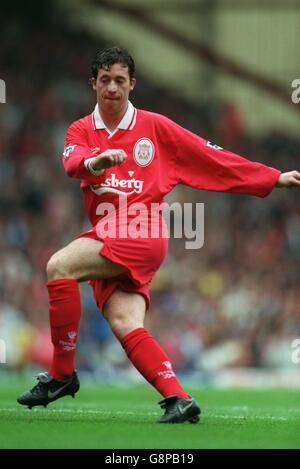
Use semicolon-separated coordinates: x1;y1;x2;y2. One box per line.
91;149;127;173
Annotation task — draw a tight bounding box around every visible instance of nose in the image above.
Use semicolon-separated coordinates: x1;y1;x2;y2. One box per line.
107;81;117;93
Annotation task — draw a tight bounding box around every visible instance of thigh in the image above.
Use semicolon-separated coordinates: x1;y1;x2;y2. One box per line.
91;278;151;313
54;237;126;281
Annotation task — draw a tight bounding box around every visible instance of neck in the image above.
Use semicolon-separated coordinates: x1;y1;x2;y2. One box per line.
99;102;128;132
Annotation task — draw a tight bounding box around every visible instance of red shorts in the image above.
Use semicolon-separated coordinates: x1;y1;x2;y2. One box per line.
78;226;168;311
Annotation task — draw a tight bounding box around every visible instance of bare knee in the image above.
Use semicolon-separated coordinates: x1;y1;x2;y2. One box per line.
104;290;146;340
46;253;70;281
107;312;142;339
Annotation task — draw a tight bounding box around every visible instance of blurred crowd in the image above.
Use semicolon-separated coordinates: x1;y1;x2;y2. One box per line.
1;12;300;383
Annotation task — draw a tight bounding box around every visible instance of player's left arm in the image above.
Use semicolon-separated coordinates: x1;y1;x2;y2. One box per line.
167;121;282;197
275;171;300;188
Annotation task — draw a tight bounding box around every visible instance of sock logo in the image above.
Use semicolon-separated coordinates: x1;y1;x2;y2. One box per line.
163;361;172;370
158;361;175;379
59;331;77;351
68;331;77;341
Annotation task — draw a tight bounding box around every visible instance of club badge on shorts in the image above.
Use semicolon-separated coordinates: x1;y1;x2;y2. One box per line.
133;138;155;167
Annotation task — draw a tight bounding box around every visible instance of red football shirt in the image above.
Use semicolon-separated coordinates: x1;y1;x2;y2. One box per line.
62;102;281;308
63;101;280;226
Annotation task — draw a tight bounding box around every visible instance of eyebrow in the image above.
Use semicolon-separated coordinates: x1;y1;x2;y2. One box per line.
99;74;127;80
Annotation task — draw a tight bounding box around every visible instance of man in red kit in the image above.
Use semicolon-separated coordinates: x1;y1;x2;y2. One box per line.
17;47;300;423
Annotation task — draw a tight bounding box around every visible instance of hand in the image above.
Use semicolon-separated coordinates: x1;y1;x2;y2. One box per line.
91;149;127;172
276;171;300;188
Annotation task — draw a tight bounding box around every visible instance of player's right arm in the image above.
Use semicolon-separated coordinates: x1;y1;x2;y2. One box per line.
62;121;127;181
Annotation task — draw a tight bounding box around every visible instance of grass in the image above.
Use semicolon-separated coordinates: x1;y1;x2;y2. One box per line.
0;381;299;449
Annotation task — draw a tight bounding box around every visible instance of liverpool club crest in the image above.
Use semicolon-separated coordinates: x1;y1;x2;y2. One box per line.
133;138;155;167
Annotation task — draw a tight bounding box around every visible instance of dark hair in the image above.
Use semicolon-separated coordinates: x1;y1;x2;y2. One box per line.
91;46;135;80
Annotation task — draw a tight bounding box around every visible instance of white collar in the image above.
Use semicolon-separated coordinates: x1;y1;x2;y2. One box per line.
93;101;136;134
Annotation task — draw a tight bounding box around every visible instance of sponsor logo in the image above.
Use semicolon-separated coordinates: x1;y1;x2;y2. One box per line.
206;141;223;150
133;138;155;166
63;144;77;158
90;171;144;196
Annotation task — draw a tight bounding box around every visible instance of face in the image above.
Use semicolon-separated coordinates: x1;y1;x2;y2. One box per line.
92;63;136;114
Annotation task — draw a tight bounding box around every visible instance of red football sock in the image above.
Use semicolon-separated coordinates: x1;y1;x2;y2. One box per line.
47;278;81;381
121;328;189;399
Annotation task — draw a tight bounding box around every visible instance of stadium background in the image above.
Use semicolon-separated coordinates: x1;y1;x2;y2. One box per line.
1;0;300;389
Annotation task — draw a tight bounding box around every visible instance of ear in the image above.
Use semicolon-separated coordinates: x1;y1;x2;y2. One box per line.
130;78;136;91
90;78;97;91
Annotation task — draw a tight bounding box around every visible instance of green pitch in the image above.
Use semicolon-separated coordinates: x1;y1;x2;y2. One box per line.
0;381;299;449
